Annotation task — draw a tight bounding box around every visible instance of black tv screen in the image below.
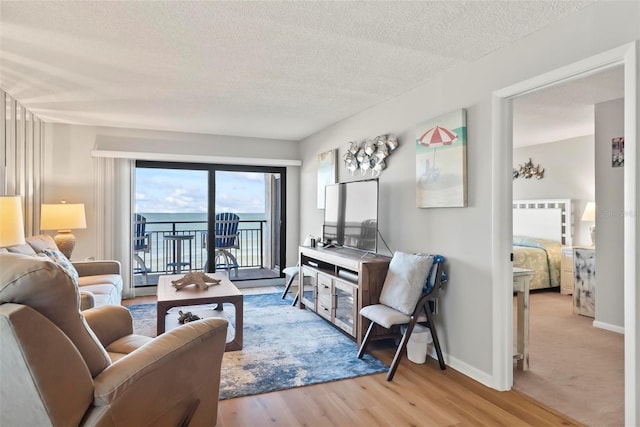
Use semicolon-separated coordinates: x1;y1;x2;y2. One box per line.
323;179;378;252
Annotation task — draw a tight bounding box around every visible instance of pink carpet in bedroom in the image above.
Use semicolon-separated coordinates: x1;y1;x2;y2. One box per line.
513;291;624;426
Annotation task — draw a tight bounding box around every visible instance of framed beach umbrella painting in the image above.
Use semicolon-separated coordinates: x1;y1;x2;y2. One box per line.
416;109;467;208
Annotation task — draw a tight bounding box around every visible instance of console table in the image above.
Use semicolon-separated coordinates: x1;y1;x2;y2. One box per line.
297;246;390;346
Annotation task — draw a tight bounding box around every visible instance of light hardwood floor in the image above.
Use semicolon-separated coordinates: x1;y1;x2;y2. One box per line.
124;293;580;426
216;342;581;427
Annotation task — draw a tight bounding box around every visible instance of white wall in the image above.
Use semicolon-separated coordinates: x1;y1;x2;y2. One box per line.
43;124;302;267
298;1;639;383
513;136;595;246
594;98;625;329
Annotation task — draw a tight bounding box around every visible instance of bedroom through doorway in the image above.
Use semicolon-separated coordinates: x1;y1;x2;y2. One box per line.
509;66;625;426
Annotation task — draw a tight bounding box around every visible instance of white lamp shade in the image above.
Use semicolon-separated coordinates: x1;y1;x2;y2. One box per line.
581;202;596;222
0;196;26;247
41;203;87;231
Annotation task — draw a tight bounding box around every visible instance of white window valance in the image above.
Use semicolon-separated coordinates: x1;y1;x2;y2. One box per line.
90;135;302;167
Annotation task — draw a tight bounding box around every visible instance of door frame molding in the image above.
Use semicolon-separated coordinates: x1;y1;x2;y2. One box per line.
490;41;638;424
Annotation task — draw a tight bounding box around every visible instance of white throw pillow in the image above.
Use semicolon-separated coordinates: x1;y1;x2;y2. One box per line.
379;251;433;315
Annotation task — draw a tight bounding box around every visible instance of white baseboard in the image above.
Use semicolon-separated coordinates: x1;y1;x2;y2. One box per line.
132;286;157;297
593;320;624;334
427;347;495;389
445;355;495;389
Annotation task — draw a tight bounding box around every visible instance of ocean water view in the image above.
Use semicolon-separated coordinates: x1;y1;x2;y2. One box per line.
134;212;269;276
138;212;267;233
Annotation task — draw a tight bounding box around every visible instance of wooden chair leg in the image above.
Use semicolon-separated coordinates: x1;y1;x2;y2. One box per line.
357;321;376;359
133;254;149;285
281;274;296;299
387;319;416;381
425;307;446;370
292;291;299;307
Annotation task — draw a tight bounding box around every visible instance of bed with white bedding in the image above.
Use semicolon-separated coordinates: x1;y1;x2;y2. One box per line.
513;199;572;291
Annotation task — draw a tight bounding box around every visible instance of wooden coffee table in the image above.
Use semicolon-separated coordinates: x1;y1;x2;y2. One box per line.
156;273;243;351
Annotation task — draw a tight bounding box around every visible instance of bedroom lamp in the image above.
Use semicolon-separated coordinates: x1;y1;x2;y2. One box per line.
40;201;86;259
581;202;596;245
0;195;26;247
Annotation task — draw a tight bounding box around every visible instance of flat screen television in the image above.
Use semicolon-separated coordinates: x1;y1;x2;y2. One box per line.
323;179;378;252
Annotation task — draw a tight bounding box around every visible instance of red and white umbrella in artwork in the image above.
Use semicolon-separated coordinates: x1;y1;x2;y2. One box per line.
418;125;458;181
418;126;457;147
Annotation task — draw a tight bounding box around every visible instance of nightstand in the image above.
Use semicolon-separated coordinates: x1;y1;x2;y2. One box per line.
560;246;574;295
573;247;596;318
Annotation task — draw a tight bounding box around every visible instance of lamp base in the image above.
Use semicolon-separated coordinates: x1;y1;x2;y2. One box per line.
589;226;596;246
54;231;76;259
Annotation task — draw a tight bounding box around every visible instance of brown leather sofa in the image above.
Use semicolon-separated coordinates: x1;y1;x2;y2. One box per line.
5;234;122;309
0;252;228;426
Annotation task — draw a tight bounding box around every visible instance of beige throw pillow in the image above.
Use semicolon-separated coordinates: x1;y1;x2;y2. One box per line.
379;251;433;315
25;234;58;252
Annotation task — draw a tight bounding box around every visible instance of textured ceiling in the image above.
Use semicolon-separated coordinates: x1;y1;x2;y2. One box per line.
513;66;624;147
1;1;596;141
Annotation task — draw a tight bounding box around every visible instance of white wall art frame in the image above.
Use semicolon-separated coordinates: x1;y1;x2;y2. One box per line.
317;149;337;209
416;109;468;208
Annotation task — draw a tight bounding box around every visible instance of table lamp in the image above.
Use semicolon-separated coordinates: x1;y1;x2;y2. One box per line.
581;202;596;245
40;201;86;259
0;195;26;247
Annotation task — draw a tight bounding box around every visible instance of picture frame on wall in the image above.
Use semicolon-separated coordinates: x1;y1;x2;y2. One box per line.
612;137;624;167
317;149;337;209
415;109;468;208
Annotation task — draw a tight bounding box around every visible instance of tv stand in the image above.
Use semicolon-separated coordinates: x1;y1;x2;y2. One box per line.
297;246;391;346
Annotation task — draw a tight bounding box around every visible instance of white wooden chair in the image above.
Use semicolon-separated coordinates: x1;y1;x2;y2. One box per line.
281;265;300;306
133;214;151;284
281;265;314;307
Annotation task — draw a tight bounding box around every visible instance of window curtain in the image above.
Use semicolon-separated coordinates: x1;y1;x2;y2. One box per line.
94;157;135;299
1;90;44;237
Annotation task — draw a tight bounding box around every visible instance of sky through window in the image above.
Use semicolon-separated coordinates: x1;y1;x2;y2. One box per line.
135;168;265;214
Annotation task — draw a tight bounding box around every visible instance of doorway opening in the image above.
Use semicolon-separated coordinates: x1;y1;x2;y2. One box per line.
491;42;637;424
510;66;624;425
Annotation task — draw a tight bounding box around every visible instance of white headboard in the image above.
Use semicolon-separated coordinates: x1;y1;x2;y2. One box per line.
513;199;573;246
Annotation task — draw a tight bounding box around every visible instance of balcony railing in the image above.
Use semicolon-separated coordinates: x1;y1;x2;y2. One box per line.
133;219;266;278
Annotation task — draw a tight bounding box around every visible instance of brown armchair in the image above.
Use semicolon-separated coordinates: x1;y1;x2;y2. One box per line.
0;252;228;426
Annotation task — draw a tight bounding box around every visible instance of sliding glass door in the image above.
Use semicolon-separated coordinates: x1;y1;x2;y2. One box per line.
133;161;285;287
211;168;284;280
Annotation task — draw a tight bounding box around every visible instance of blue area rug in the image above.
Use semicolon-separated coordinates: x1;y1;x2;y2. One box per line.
126;292;387;400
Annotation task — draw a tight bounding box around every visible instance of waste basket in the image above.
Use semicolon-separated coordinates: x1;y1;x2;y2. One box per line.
401;324;433;364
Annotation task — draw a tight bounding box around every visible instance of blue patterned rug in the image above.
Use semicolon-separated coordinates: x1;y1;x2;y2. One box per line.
126;292;388;400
